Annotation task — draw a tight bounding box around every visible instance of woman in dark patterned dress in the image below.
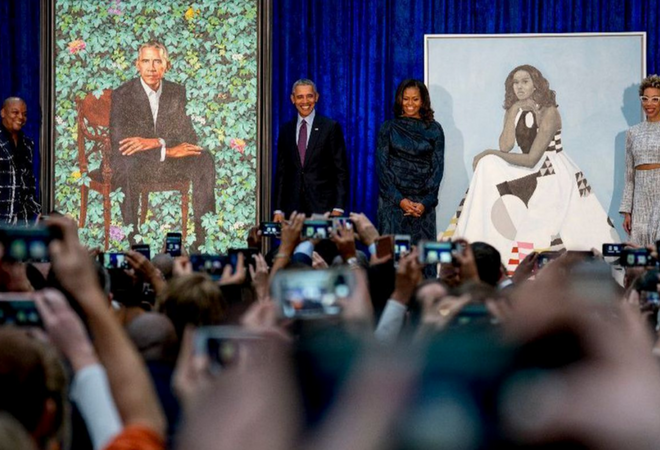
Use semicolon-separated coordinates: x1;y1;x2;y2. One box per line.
376;79;445;245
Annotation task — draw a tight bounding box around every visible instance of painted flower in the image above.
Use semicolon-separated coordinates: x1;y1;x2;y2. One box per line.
230;138;246;154
71;170;82;180
108;0;123;16
231;53;244;62
68;39;86;55
109;225;125;242
233;221;245;231
185;6;197;20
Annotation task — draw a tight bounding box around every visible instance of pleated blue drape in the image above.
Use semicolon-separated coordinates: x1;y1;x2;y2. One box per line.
0;0;42;196
272;0;660;223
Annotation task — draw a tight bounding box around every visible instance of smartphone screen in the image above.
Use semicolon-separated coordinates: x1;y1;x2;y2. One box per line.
621;248;651;267
418;241;453;265
260;222;281;237
0;226;56;262
394;235;412;261
641;290;660;306
301;220;332;240
0;295;42;327
100;252;129;270
602;243;623;258
271;268;355;319
166;232;182;257
190;254;227;280
131;244;151;260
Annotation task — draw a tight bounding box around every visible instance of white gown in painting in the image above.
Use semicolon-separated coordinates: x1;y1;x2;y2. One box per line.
444;109;618;270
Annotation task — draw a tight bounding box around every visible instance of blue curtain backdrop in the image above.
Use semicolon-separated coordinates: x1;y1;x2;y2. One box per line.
272;0;660;224
0;0;42;197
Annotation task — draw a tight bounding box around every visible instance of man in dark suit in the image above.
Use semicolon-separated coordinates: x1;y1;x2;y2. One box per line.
110;41;215;248
273;79;349;220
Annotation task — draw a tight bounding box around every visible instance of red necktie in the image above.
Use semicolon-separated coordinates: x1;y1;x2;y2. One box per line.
298;119;307;164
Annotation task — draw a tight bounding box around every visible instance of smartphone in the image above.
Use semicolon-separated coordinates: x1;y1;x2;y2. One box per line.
194;326;266;374
394;235;412;261
331;217;353;231
190;254;227;280
260;221;281;237
0;293;42;327
375;235;394;260
271;268;355;319
166;232;182;257
301;220;332;240
418;241;456;265
228;248;259;269
537;251;560;269
640;290;660;306
602;243;624;258
131;244;151;260
99;252;129;270
0;225;60;263
621;248;651;267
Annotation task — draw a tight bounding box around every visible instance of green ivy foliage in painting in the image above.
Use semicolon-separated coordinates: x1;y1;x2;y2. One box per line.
54;0;258;252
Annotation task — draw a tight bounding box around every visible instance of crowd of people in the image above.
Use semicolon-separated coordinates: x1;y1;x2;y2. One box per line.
1;212;660;449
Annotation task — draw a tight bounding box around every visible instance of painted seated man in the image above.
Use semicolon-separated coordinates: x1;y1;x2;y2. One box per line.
110;41;216;249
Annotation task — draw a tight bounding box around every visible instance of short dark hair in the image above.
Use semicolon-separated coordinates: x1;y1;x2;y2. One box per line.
291;78;318;95
470;242;502;287
393;79;435;123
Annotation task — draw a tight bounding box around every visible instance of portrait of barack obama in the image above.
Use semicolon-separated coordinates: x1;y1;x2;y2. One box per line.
110;41;216;248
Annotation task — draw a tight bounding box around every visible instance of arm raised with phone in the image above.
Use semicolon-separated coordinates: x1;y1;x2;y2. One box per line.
47;217;166;442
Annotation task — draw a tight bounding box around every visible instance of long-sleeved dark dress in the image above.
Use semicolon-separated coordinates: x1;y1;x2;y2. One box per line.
376;117;445;244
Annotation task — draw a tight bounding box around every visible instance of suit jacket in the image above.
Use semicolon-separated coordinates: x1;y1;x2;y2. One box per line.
274;114;349;215
110;78;198;169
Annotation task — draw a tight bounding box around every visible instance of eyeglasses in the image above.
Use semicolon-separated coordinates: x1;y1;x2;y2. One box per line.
640;96;660;105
